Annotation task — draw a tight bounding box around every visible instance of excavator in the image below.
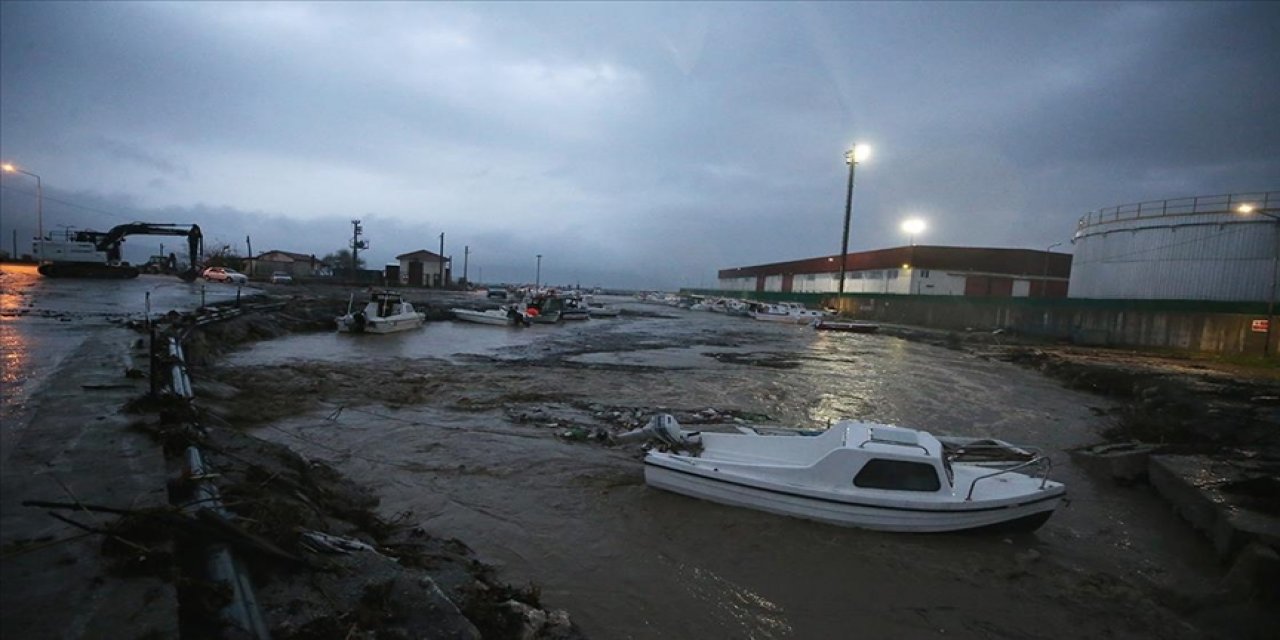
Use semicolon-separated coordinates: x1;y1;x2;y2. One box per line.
35;222;203;280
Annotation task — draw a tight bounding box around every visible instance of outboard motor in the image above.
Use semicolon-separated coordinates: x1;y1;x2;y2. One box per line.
613;414;702;450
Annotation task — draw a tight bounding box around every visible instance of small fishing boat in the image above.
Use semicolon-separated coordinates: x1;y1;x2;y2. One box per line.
561;297;590;321
451;306;529;327
336;291;426;334
635;415;1064;533
526;295;565;323
750;302;829;324
814;319;880;333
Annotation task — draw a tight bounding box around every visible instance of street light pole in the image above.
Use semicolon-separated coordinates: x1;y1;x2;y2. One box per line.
837;144;870;299
535;254;542;291
2;163;42;261
1238;204;1279;356
1042;242;1063;298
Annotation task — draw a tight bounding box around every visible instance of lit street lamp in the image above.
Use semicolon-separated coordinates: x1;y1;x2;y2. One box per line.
901;218;926;246
2;162;42;261
1238;203;1279;356
837;144;871;297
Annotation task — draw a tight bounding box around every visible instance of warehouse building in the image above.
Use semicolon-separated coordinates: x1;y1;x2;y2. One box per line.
718;245;1071;297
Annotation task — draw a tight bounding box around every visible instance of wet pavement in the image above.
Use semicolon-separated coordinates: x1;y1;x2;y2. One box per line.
0;264;256;470
220;299;1235;639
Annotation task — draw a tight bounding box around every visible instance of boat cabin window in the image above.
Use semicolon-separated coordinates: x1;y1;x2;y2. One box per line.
853;459;942;492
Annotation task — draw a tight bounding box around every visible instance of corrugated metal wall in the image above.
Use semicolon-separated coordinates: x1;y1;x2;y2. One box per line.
1070;212;1275;301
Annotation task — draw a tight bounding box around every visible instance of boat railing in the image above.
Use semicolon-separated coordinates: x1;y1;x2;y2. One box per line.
963;455;1052;501
857;436;930;456
947;442;1042;459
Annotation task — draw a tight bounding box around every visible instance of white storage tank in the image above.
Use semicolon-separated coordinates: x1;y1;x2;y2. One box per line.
1068;192;1278;301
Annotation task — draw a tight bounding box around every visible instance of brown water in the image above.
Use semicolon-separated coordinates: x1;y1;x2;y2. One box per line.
241;303;1223;639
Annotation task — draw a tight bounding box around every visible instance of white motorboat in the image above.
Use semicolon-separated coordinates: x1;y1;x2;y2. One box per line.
587;301;620;317
638;416;1064;533
750;302;829;324
561;297;590;321
451;306;528;327
336;291;426;334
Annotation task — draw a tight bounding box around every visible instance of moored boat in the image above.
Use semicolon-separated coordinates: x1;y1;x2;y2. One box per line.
336;291;426;334
750;302;829;324
451;306;529;327
560;297;590;321
638;415;1064;533
587;301;620;317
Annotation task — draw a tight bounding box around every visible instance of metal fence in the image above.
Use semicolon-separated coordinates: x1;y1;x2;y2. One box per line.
1076;191;1278;230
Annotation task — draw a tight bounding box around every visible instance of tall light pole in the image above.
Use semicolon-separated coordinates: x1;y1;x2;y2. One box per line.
1238;204;1279;356
1042;241;1063;298
535;254;542;290
837;144;871;297
900;219;926;295
2;163;42;261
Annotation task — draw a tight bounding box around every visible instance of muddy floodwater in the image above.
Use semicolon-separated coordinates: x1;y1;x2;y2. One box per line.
225;300;1224;639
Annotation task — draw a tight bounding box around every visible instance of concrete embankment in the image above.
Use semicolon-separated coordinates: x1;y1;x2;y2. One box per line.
994;345;1280;606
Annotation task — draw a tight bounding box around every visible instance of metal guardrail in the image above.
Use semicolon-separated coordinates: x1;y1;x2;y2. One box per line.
146;297;272;639
1076;191;1278;230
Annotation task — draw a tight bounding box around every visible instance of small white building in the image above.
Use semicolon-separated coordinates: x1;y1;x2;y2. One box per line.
395;249;451;287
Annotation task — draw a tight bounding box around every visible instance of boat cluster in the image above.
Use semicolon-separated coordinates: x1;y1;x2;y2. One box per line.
634;292;879;332
452;288;619;328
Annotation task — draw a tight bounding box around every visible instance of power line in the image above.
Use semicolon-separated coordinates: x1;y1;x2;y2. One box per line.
0;183;135;222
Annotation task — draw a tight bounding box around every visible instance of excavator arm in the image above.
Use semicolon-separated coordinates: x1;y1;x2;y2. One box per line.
94;223;204;279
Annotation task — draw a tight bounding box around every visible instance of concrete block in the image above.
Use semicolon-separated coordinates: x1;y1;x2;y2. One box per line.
1071;442;1160;483
1148;455;1223;538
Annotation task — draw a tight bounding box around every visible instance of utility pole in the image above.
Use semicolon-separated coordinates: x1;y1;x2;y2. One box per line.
535;254;542;290
438;232;446;288
245;235;253;277
350;220;368;274
463;245;470;285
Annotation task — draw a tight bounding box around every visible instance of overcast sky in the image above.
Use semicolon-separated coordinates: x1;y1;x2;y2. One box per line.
2;1;1277;289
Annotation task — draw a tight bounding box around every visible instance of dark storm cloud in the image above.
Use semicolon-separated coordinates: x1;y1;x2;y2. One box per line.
2;2;1277;288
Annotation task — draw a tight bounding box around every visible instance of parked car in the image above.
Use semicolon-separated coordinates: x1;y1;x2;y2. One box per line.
202;266;248;284
269;271;294;284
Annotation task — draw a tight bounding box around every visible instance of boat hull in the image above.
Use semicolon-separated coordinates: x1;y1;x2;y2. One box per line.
336;314;425;333
452;309;516;326
814;321;879;333
644;459;1062;533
